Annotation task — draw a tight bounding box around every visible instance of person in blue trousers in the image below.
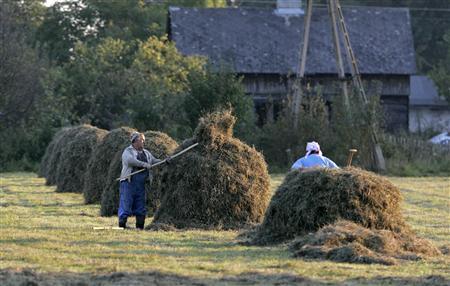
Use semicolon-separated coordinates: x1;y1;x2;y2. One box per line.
118;132;162;229
291;141;339;170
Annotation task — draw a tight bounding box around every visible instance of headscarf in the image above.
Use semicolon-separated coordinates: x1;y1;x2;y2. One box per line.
305;141;322;157
130;132;145;143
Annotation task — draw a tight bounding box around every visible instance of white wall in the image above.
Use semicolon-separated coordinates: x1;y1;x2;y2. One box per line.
409;108;450;133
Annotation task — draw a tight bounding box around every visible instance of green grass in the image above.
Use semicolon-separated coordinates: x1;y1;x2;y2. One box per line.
0;173;449;285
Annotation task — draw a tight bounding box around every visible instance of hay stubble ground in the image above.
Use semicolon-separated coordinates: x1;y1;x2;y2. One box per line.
0;173;449;285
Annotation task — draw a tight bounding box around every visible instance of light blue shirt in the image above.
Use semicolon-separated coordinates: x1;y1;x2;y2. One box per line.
291;154;339;170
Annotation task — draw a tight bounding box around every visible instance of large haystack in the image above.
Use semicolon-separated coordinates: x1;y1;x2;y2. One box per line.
290;220;441;265
82;127;136;204
45;125;90;186
55;126;108;193
150;110;271;230
100;131;178;216
252;167;408;245
38;127;70;178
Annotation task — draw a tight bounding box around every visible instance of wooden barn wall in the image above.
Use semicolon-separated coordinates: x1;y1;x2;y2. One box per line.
242;74;410;131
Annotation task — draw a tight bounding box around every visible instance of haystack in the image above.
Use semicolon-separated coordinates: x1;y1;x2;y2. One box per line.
150;110;271;230
38;127;70;178
252;167;408;245
290;220;441;265
55;126;108;193
82;127;136;204
45;125;91;186
100;131;178;216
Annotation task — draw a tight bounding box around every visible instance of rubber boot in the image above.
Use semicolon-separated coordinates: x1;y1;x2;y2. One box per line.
136;215;145;230
118;217;127;229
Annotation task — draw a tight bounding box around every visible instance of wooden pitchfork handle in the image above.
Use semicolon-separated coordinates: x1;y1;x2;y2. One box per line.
116;143;199;181
346;149;358;167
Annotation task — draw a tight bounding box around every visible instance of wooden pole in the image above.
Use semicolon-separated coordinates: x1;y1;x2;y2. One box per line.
333;0;386;171
327;0;349;109
292;0;313;128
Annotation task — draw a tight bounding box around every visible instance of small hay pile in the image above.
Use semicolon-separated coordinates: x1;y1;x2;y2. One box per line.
82;127;136;204
55;126;108;193
100;131;178;216
150;110;271;230
45;125;91;186
290;220;441;265
251;167;408;245
38;127;70;178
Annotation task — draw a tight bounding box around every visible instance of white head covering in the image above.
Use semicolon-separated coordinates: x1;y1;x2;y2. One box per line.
131;132;145;143
305;141;322;157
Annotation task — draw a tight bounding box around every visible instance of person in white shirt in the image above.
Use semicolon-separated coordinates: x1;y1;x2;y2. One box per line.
291;141;339;170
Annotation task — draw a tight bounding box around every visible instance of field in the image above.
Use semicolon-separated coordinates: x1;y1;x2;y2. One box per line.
0;173;449;285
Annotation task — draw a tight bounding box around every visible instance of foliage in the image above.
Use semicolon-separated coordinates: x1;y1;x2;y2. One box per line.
43;34;253;142
35;0;228;64
429;30;450;103
46;37;133;129
185;65;256;141
256;89;332;170
255;85;384;171
128;36;205;137
0;1;50;172
381;133;450;176
35;1;98;64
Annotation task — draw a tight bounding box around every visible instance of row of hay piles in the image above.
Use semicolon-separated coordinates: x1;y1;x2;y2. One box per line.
38;127;71;178
82;127;136;204
45;125;96;186
100;131;178;216
150;110;271;230
251;167;408;245
55;126;108;193
289;220;441;265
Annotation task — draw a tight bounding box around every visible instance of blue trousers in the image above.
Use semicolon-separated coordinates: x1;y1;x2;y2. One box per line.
118;172;147;220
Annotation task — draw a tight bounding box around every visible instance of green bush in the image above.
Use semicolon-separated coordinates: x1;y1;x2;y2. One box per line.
255;86;384;171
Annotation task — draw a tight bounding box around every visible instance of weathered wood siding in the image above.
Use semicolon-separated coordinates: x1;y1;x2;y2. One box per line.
241;74;410;132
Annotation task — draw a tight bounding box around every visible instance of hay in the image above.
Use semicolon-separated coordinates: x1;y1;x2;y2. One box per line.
38;127;70;178
45;125;91;186
252;167;408;245
55;126;108;193
150;109;271;230
100;131;178;216
290;220;441;265
82;127;136;204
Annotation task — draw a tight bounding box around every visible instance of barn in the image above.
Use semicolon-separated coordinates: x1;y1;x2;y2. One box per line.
168;2;417;131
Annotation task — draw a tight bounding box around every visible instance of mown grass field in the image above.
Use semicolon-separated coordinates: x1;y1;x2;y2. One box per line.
0;173;449;285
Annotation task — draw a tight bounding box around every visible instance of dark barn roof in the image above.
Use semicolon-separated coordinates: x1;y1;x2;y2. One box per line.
169;6;417;75
410;75;449;107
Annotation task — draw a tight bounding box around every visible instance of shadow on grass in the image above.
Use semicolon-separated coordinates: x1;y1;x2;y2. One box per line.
0;269;448;286
65;238;283;261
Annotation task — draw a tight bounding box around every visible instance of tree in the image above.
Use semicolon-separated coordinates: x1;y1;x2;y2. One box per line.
185;65;255;139
35;1;97;63
128;36;205;137
0;2;45;128
429;30;450;103
44;37;134;129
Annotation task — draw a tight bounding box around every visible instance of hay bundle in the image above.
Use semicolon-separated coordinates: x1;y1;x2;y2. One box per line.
290;220;441;265
38;127;70;178
45;125;90;186
100;131;178;216
150;110;271;230
252;167;408;245
82;127;136;204
55;126;108;193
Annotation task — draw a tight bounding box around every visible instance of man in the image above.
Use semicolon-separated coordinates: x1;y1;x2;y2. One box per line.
291;141;339;170
118;132;161;229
